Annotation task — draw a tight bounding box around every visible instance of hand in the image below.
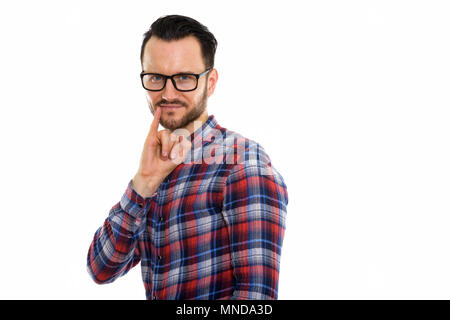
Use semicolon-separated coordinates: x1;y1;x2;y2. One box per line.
132;107;192;197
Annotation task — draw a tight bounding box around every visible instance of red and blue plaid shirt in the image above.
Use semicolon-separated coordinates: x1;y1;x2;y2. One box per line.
87;115;288;299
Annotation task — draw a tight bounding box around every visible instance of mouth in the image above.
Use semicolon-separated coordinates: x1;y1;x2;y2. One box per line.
160;104;184;110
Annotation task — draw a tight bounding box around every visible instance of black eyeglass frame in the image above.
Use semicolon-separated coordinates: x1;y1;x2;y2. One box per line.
140;68;212;92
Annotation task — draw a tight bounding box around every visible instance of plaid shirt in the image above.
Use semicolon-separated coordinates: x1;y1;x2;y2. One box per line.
87;115;288;300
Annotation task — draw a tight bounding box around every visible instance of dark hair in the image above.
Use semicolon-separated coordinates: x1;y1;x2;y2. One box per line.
140;15;218;69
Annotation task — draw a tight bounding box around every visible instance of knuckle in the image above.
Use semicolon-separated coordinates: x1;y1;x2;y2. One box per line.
169;132;179;142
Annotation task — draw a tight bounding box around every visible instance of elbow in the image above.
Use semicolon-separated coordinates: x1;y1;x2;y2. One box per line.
87;264;107;285
86;255;114;285
87;265;114;285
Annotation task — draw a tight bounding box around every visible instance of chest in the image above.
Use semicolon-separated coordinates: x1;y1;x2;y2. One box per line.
145;163;231;245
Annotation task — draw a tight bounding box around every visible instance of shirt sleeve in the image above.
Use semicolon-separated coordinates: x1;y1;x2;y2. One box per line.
222;143;288;299
87;179;157;284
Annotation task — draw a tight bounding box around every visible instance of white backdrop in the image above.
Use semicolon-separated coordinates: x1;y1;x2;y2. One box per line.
0;0;449;299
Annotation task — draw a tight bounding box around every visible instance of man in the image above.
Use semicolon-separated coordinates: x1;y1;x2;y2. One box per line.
87;14;288;300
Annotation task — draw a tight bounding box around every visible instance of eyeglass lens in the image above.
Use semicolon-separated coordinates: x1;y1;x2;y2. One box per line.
142;74;198;91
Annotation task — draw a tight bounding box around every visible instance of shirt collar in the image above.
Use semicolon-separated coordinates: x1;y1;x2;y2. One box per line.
188;114;219;150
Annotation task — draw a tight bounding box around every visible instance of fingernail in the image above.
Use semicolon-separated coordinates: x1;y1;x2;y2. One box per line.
162;151;168;157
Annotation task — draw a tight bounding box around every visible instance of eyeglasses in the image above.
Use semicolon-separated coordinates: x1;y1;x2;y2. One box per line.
140;68;211;92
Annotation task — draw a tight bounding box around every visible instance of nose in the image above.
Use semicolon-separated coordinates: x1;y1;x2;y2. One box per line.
162;78;179;101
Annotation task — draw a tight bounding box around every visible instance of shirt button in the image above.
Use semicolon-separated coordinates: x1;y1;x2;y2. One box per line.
158;255;162;260
152;295;157;300
159;215;163;222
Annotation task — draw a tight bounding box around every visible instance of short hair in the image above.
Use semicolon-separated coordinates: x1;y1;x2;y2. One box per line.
140;15;218;69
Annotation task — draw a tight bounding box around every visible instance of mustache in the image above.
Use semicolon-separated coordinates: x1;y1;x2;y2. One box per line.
156;99;188;107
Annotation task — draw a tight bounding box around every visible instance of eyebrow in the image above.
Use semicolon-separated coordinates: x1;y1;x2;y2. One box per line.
141;70;197;75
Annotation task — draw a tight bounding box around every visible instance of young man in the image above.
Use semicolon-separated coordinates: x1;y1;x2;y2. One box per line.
87;15;288;300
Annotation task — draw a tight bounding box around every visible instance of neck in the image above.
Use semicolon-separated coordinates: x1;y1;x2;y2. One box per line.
182;110;209;136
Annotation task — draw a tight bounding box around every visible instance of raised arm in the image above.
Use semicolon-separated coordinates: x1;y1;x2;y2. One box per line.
87;106;191;284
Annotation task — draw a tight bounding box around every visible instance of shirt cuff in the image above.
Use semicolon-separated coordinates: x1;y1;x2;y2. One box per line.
119;179;158;219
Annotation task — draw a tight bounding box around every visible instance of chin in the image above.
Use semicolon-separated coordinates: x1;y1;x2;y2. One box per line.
161;118;183;131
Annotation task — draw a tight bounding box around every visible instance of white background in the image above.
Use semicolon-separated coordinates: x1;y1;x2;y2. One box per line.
0;0;449;299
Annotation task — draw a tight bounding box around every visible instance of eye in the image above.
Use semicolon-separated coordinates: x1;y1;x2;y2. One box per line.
178;75;190;81
150;75;163;82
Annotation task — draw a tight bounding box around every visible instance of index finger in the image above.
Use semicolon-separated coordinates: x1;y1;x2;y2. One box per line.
149;107;161;137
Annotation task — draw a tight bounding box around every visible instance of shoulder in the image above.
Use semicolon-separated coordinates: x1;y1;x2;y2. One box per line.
218;128;289;211
215;126;286;188
213;126;271;166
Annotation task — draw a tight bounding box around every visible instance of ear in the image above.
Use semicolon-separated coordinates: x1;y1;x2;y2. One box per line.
206;68;218;98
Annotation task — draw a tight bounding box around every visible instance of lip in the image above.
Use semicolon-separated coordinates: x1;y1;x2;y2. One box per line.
160;104;183;109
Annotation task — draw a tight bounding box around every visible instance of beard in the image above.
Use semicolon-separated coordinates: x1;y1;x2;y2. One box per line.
150;85;208;131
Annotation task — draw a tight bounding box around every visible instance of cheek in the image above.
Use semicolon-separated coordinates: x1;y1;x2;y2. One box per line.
145;92;159;105
185;95;195;106
188;92;202;106
173;93;194;108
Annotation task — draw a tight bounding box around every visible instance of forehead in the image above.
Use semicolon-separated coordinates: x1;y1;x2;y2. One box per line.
142;36;205;73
